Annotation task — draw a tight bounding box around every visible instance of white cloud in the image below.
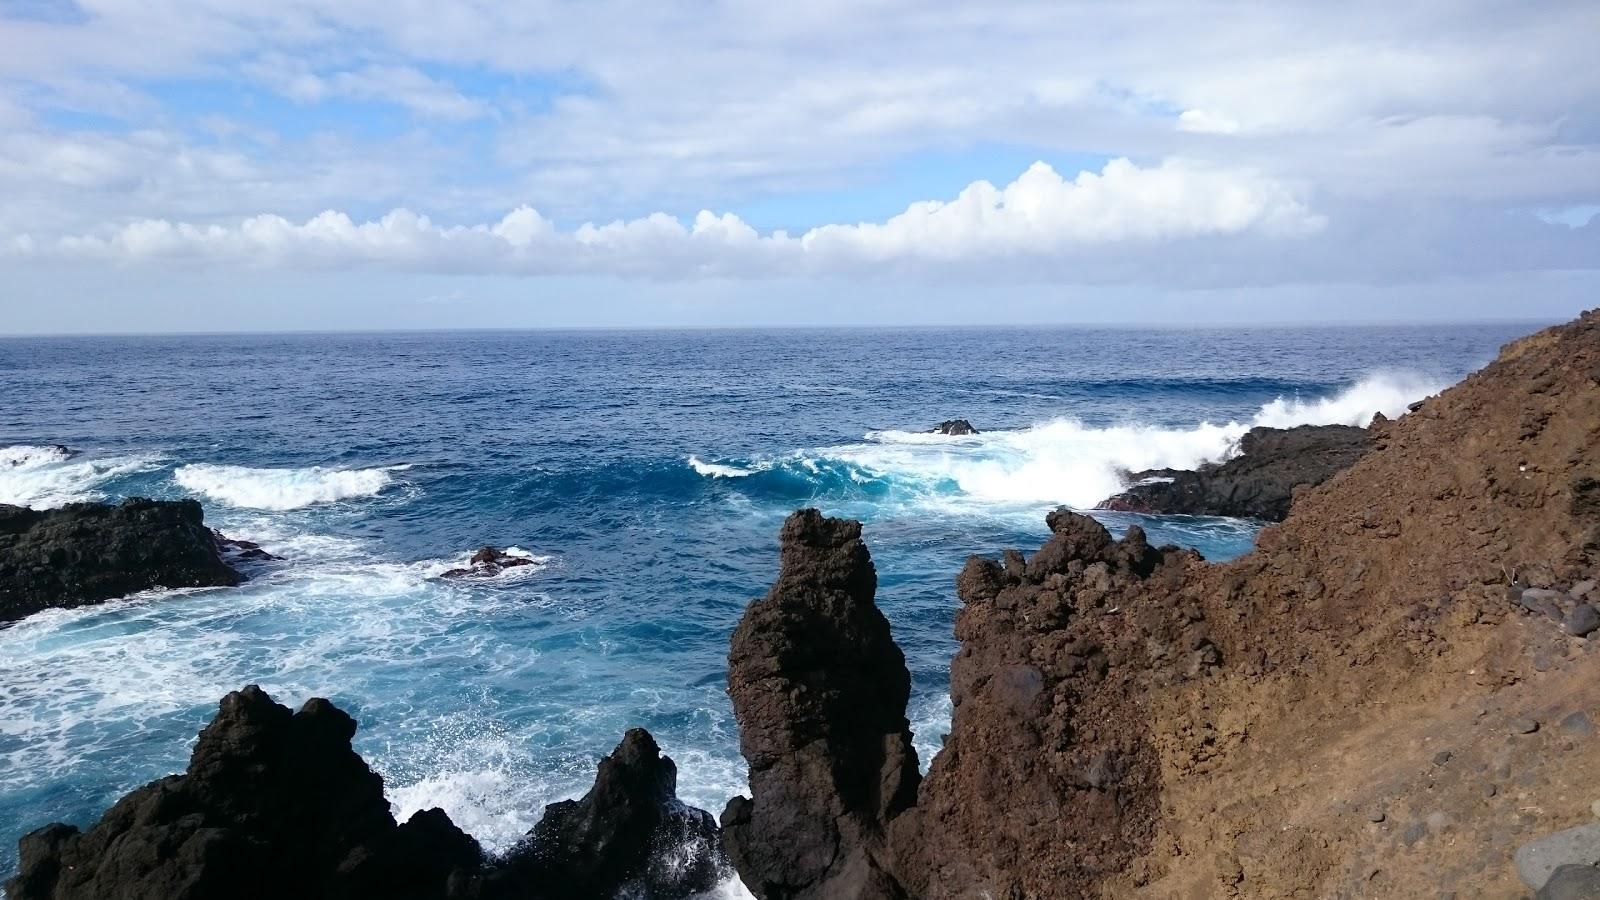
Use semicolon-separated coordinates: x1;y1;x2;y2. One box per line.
244;57;490;120
8;158;1323;278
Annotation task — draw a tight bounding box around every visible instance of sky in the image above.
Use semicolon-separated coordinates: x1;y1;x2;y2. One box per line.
0;0;1597;333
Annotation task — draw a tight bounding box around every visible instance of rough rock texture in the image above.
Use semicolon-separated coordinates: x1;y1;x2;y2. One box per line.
729;310;1600;898
931;420;979;435
722;509;920;899
489;728;724;899
7;688;723;900
441;546;539;579
5;685;482;900
1097;423;1373;521
0;499;242;623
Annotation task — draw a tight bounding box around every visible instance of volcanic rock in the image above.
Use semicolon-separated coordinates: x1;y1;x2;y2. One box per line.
721;509;920;899
931;419;979;435
0;498;241;623
1097;422;1373;521
488;729;724;899
6;688;722;900
441;546;539;578
722;310;1600;897
4;685;483;900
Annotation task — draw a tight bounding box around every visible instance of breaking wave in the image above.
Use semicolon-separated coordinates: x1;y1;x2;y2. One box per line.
0;444;163;508
688;373;1441;513
173;463;406;510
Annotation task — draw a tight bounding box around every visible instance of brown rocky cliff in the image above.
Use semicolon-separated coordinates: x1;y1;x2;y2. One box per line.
727;310;1600;898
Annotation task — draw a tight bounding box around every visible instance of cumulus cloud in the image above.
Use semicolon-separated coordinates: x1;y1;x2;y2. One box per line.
8;158;1323;278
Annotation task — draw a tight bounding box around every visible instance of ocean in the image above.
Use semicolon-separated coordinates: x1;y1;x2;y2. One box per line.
0;322;1541;888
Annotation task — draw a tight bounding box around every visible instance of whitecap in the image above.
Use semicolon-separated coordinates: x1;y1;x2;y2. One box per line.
788;372;1441;512
688;456;759;479
173;462;407;510
0;445;163;508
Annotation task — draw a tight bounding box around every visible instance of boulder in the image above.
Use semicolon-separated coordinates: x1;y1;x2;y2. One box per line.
931;419;979;435
1096;423;1373;521
0;498;241;623
1517;823;1600;891
721;509;919;899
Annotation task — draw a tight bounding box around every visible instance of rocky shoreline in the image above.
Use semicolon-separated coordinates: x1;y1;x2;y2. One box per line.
1096;421;1374;521
1;498;245;624
7;309;1600;897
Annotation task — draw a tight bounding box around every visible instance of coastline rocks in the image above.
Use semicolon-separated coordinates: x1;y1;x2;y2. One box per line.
7;687;723;900
0;498;241;623
5;685;483;900
931;419;979;435
489;729;724;899
1096;423;1372;521
721;509;920;899
442;546;539;579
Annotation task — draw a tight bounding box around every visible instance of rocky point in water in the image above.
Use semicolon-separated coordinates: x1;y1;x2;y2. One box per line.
441;546;539;579
1096;422;1373;521
931;419;979;435
6;686;724;900
723;310;1600;897
0;498;244;623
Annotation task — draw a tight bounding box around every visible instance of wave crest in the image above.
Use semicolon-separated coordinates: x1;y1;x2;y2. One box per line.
0;445;162;508
173;463;405;510
690;373;1440;514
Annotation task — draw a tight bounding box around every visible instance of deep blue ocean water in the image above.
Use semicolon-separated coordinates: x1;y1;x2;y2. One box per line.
0;322;1542;889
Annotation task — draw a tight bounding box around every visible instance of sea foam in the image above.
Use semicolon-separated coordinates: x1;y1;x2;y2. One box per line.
0;444;162;508
689;373;1441;513
173;463;405;510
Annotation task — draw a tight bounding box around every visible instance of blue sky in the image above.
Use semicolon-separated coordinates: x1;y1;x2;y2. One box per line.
1;0;1597;332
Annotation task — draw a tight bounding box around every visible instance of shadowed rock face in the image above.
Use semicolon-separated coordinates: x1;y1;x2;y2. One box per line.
7;688;723;900
1097;423;1373;521
5;685;482;900
0;498;242;623
722;509;920;899
931;420;979;435
489;728;724;900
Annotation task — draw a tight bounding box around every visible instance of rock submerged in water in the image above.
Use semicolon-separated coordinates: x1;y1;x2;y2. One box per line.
0;498;243;623
6;686;725;900
931;419;979;435
442;546;539;579
1096;423;1372;521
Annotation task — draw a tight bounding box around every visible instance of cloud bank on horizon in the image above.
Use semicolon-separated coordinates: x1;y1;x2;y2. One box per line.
0;0;1597;326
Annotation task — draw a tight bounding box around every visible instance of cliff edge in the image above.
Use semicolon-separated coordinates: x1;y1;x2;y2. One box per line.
727;310;1600;897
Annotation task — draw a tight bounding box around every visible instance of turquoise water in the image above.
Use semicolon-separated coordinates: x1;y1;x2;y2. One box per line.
0;322;1537;885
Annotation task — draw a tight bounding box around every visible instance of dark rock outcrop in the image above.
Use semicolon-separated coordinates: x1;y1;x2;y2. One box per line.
722;509;920;899
441;546;539;579
211;529;282;563
5;685;483;900
1096;422;1373;521
7;687;723;900
488;729;724;899
1;499;242;623
930;419;979;435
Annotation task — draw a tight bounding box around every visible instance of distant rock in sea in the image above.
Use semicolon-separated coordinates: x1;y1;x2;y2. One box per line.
0;498;243;623
931;419;979;435
441;546;539;579
1096;422;1372;521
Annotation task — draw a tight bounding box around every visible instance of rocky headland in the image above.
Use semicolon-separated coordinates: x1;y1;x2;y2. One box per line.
9;310;1600;897
1096;422;1374;521
1;498;245;623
